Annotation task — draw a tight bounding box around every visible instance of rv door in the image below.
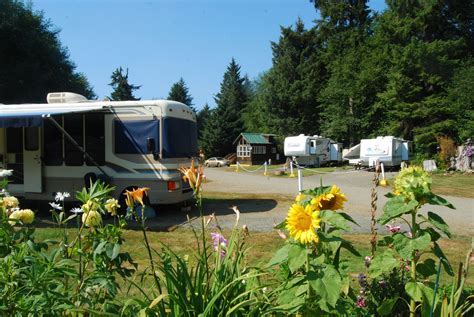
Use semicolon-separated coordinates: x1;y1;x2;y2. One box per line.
23;127;42;192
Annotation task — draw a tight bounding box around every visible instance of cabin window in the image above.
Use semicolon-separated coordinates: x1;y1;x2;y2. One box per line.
64;114;84;166
237;145;251;157
24;127;39;151
44;116;63;166
252;145;266;154
271;147;276;154
114;119;159;155
162;117;197;158
85;114;105;166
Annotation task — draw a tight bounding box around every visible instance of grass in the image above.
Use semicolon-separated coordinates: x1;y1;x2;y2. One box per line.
34;227;473;288
431;173;474;198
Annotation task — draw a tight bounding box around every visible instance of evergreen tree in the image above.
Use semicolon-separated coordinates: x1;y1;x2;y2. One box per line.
167;77;195;111
374;1;466;155
197;103;212;141
0;0;95;103
109;67;140;101
314;0;375;146
248;19;326;141
200;59;248;157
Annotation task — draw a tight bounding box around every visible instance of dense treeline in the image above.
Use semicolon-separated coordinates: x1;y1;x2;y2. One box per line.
1;0;472;159
200;0;473;158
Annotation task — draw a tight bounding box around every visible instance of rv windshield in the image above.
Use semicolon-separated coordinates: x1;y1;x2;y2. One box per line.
162;117;198;158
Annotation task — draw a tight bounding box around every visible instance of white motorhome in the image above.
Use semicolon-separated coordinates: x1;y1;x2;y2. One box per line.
0;92;198;206
344;136;413;168
284;134;343;166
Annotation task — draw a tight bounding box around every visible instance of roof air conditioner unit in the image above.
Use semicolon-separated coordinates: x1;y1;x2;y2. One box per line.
47;92;88;104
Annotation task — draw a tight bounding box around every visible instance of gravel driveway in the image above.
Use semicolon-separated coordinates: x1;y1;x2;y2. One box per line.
197;167;473;236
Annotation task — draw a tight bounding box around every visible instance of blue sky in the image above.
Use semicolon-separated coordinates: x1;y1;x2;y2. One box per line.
32;0;386;110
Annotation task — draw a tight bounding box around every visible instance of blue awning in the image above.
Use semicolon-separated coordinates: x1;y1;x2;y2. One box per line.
0;115;43;128
0;104;109;127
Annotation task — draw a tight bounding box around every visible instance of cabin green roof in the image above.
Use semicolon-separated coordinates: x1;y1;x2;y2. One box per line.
236;133;272;144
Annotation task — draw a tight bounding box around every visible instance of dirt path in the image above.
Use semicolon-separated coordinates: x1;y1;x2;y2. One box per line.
198;167;473;236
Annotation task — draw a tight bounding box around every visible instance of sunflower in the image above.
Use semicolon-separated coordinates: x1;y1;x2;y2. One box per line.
393;166;431;204
286;203;321;244
311;185;347;211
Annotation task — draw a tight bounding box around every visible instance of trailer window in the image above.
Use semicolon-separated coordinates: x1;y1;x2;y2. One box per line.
64;114;84;166
44;116;63;166
114;119;159;154
162;117;198;158
85;114;105;166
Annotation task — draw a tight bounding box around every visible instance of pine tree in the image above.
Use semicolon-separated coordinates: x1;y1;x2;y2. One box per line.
247;19;325;141
197;103;212;141
167;78;195;111
109;67;140;101
200;59;248;157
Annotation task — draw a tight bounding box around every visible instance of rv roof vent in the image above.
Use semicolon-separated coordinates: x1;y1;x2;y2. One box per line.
47;92;88;104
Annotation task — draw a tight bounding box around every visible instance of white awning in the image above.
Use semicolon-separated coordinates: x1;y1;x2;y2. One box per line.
0;103;110;127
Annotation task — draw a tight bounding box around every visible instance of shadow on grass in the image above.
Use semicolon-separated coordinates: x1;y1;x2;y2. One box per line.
28;197;279;232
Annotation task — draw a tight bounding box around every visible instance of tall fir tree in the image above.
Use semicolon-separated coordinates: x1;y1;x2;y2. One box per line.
373;1;467;155
200;59;248;157
109;67;140;101
247;19;326;141
167;77;195;111
0;0;95;103
197;103;212;142
315;0;374;146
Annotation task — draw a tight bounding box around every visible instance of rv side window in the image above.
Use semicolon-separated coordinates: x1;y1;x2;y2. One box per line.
64;114;84;166
44;116;63;166
85;114;105;166
24;127;39;151
114;119;159;154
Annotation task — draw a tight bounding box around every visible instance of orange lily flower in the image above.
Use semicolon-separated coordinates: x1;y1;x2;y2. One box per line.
179;160;205;194
124;187;150;207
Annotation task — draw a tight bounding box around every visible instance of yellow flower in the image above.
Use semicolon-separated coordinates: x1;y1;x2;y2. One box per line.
9;209;35;225
3;196;19;209
393;166;432;204
286;203;321;244
82;209;102;227
311;185;347;211
124;187;150;207
104;198;120;216
82;200;99;214
295;193;306;202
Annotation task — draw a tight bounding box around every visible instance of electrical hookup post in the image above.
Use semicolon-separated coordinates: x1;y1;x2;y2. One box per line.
292;157;304;193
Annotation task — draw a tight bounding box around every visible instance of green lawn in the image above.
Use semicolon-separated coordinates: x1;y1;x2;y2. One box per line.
431;173;474;198
34;227;473;288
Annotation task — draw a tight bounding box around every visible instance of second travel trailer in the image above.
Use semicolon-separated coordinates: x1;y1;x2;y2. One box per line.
343;136;413;168
284;134;343;166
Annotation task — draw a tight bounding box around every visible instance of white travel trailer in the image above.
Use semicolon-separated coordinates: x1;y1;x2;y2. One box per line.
284;134;343;166
344;136;413;168
0;92;198;206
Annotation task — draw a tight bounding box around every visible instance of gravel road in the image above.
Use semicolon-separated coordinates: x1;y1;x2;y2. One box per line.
196;167;473;236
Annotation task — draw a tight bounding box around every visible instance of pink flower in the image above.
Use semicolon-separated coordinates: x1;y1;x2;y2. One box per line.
385;224;401;233
356;296;366;308
405;265;410;272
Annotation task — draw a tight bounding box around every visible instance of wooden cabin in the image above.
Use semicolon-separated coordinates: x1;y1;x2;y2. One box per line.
233;133;281;165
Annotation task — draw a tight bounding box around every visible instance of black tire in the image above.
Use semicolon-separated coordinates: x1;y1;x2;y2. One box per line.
217;163;221;167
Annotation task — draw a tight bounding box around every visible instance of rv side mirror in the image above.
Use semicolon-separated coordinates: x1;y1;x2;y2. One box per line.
147;137;156;154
